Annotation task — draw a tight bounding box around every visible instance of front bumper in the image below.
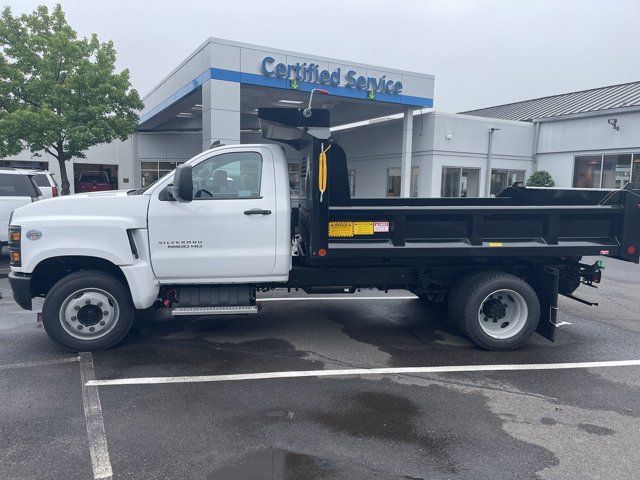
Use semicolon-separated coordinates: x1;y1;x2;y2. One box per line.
8;272;32;310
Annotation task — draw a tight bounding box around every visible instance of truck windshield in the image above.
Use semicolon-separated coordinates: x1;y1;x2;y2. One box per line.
130;171;172;195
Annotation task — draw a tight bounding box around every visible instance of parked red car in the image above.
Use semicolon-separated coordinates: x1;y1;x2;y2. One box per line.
76;171;112;193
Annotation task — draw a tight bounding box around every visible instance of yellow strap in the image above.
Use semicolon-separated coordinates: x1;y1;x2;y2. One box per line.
319;144;331;201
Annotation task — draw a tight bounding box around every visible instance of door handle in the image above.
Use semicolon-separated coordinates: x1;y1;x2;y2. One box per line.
244;208;272;215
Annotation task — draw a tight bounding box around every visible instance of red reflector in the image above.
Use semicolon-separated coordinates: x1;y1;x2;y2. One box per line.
318;248;327;257
52;186;59;197
628;246;636;255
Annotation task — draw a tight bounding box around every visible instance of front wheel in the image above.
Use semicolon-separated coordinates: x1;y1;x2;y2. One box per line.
448;271;540;351
42;270;135;351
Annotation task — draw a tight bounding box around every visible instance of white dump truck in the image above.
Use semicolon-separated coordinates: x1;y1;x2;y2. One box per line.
8;106;640;351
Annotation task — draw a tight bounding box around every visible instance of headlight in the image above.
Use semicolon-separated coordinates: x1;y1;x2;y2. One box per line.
8;226;21;267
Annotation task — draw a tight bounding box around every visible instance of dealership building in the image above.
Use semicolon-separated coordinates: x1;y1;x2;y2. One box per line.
2;37;639;196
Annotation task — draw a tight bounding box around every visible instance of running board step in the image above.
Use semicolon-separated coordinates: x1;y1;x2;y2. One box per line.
171;305;259;316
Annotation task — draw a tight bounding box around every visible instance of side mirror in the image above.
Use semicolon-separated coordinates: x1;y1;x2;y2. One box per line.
168;164;193;202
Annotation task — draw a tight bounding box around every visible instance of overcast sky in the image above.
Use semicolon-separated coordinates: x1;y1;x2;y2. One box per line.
4;0;640;112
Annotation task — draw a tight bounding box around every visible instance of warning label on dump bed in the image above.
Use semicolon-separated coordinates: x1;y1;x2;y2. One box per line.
353;222;374;235
328;222;354;237
328;221;383;237
374;221;390;232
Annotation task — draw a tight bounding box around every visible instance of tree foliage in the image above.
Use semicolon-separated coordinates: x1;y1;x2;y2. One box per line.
526;171;555;187
0;4;143;193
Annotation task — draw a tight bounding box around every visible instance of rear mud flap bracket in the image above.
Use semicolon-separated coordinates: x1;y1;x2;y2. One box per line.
532;267;560;342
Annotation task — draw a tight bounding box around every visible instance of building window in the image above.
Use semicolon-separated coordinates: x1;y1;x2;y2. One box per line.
386;166;419;197
633;154;640;184
573;156;602;188
573;154;633;189
348;169;356;197
603;154;631;189
490;169;525;196
0;160;48;170
141;161;184;187
441;167;480;197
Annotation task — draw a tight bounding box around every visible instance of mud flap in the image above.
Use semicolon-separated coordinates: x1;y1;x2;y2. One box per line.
531;267;559;342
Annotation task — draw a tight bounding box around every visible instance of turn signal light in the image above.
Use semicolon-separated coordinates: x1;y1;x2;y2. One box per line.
9;230;20;242
10;251;20;263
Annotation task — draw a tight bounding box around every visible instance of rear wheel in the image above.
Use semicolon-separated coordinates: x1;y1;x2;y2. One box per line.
42;270;134;351
448;271;540;351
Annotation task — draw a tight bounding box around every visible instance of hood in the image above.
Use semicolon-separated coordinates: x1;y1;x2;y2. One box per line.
71;190;133;198
11;190;150;229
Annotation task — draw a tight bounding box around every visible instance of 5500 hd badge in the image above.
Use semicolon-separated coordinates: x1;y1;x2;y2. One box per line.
158;240;203;249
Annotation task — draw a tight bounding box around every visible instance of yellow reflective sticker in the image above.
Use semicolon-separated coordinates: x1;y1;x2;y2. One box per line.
489;242;503;247
353;222;374;235
328;222;354;237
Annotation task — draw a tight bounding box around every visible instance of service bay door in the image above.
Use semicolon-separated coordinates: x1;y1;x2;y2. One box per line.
147;147;277;282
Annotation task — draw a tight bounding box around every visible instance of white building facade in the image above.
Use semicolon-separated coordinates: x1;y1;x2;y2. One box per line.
1;38;638;198
337;82;640;198
335;112;535;198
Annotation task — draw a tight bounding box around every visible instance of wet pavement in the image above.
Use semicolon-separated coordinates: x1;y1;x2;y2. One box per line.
1;251;640;479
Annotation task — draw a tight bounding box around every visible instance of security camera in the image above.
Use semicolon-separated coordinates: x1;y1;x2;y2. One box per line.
608;118;620;131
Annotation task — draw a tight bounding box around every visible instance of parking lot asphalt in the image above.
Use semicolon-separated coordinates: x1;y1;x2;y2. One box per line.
1;252;640;479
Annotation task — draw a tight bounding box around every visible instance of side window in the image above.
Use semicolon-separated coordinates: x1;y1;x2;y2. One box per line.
33;174;50;187
191;151;262;200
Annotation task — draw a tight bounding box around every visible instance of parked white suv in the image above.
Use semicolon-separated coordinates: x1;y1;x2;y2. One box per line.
25;170;59;199
0;169;42;245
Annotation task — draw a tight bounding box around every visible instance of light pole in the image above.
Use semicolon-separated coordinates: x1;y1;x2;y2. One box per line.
485;127;501;196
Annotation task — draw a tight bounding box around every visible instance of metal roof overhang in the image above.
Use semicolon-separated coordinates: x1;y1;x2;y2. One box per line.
138;67;433;132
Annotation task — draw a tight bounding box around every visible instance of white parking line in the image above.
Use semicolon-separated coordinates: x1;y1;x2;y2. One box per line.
0;357;79;370
258;295;417;302
87;359;640;387
79;352;113;480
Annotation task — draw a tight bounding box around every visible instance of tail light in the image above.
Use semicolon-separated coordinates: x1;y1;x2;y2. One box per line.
52;186;59;197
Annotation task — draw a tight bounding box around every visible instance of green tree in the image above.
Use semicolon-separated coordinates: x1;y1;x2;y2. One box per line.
0;4;142;194
526;171;555;187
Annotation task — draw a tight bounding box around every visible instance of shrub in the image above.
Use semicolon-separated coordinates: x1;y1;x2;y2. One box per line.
526;171;556;187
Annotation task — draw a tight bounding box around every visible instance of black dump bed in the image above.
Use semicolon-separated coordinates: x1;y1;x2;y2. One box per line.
258;107;640;266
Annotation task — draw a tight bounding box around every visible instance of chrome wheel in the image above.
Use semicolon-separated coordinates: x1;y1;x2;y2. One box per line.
59;288;120;341
477;289;528;340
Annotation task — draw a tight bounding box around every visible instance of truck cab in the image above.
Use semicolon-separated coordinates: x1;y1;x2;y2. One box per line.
146;144;292;284
8;141;295;351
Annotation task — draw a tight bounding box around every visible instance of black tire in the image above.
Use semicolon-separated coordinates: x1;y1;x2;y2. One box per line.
42;270;135;351
448;271;540;351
